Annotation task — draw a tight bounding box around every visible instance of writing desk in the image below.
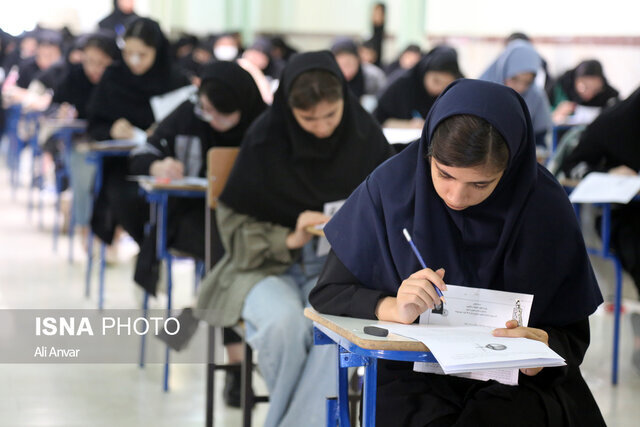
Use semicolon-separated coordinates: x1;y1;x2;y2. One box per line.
305;225;326;237
135;176;206;392
85;141;138;309
304;307;434;427
560;177;640;385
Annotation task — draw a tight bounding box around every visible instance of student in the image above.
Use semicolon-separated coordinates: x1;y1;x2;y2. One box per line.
86;17;189;253
548;59;619;124
1;30;37;73
384;43;422;77
14;30;62;90
212;33;240;62
50;31;120;250
331;37;386;99
561;86;640;372
373;45;462;127
241;37;285;81
479;39;552;148
269;35;297;62
310;79;605;426
99;0;138;36
195;51;393;427
128;61;266;295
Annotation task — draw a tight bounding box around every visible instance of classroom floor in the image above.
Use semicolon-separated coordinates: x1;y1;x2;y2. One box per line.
1;149;639;427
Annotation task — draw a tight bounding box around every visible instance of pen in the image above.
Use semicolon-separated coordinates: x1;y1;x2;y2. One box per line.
411;110;423;120
402;228;446;304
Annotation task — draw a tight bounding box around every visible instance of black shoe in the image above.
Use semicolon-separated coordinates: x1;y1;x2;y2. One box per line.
224;365;242;408
155;307;200;351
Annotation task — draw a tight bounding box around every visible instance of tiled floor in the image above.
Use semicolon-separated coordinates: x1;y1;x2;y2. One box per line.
1;151;639;426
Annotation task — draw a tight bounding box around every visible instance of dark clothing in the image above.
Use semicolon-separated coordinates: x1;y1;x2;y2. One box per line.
220;50;393;229
561;86;640;296
98;6;138;35
373;46;462;124
311;251;603;427
128;62;266;296
36;60;68;91
548;61;619;109
52;64;94;119
312;79;604;426
16;57;41;88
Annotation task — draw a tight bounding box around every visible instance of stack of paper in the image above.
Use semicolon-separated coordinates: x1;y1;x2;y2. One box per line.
569;172;640;204
383;323;565;374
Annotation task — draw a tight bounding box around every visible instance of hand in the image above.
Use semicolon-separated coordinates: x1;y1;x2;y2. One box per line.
376;268;447;324
285;210;330;249
150;157;184;180
552;101;575;124
57;102;77;119
608;165;638;176
110;118;134;140
410;118;425;129
492;320;549;376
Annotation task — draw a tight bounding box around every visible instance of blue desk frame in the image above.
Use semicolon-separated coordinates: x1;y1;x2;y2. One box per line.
312;322;435;427
85;144;135;309
137;182;205;392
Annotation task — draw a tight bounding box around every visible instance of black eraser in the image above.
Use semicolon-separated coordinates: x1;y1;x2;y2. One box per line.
364;326;389;337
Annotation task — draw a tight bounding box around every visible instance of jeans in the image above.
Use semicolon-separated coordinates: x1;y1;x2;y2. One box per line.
242;241;336;427
69;148;95;227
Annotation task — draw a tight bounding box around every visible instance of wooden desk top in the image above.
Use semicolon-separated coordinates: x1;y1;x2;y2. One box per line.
89;140;138;152
304;307;428;352
135;176;207;193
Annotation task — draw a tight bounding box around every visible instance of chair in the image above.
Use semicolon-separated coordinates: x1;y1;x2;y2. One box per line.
203;147;269;427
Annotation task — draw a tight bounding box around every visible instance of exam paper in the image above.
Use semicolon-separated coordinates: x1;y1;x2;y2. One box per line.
150;85;197;123
316;200;345;256
569;172;640;204
382;128;422;144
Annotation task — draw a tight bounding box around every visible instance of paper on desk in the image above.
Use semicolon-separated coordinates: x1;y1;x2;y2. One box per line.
384;324;565;375
382;128;422;144
569;172;640;204
316;200;345;256
150;85;197;123
405;285;537;385
564;105;601;125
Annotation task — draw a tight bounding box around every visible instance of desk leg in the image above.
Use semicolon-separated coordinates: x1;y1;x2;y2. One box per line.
613;257;622;386
362;358;377;427
139;292;149;368
98;242;106;310
163;256;173;392
336;346;351;427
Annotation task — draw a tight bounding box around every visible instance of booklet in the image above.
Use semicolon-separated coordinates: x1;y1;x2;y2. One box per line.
569;172;640;204
379;285;565;385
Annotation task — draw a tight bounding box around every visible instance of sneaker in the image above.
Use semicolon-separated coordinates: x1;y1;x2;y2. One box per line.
223;365;242;408
155;307;200;351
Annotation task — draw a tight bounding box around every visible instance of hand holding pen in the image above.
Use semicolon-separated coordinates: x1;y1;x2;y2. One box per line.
374;229;447;324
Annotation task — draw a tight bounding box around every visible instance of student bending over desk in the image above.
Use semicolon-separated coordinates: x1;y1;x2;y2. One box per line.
561;85;640;373
310;79;605;426
195;51;393;427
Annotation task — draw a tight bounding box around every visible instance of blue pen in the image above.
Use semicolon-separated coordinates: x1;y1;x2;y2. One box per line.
402;228;446;304
411;110;423;120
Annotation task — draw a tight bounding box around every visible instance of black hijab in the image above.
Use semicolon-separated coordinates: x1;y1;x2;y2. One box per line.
87;18;189;133
197;61;267;146
556;60;619;107
98;0;138;34
373;45;462;124
331;38;365;98
219;50;393;228
325;79;602;327
53;32;120;119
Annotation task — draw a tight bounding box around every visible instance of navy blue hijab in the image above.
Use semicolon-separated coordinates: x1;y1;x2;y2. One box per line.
325;79;602;327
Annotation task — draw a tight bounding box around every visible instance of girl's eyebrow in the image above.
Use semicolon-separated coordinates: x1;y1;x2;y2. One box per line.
435;162;498;185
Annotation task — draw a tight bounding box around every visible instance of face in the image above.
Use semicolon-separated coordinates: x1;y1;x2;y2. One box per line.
242;49;269;70
358;46;377;64
20;37;38;58
291;99;344;139
334;52;359;82
424;71;456;97
214;36;239;61
399;50;421;70
505;72;535;94
83;46;113;84
193;47;212;64
198;94;241;132
117;0;135;14
430;158;504;211
574;76;604;102
35;44;61;71
123;37;156;75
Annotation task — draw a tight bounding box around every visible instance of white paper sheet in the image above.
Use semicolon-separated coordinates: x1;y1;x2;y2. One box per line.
382;128;422;144
569;172;640;204
315;200;345;256
150;85;197;123
564;105;601;125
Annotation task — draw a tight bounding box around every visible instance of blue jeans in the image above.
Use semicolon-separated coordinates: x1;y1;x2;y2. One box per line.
242;242;336;427
69;148;95;227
